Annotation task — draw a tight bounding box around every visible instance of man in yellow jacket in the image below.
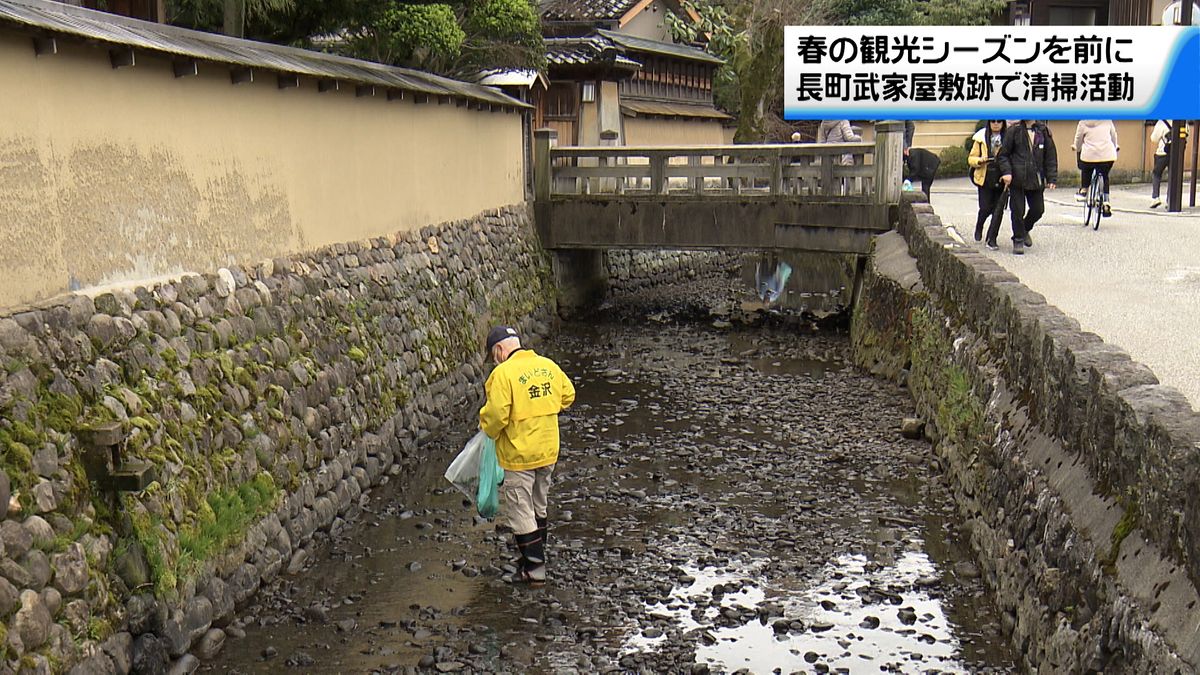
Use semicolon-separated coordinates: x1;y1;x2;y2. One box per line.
479;326;575;585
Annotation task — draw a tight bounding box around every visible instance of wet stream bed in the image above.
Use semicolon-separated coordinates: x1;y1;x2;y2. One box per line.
210;298;1016;674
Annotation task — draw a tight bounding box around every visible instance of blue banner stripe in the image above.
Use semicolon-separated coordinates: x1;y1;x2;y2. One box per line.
785;26;1200;121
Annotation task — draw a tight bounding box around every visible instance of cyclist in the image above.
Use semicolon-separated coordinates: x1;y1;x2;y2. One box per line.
1072;120;1119;217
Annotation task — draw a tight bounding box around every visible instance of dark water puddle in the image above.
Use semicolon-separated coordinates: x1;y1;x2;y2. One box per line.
725;333;846;378
211;323;1015;674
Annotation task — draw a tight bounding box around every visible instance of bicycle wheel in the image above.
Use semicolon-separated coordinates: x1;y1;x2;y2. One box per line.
1084;176;1100;230
1090;175;1103;230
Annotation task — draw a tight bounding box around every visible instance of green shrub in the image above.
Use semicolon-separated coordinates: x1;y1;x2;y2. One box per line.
937;145;970;178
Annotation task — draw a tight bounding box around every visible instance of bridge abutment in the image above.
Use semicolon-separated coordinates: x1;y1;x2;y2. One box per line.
552;249;609;318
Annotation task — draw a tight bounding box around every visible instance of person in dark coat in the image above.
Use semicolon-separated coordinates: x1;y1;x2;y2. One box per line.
996;119;1058;255
904;147;940;202
968;120;1007;247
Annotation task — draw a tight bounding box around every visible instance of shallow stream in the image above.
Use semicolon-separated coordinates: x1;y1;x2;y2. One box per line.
210;315;1015;674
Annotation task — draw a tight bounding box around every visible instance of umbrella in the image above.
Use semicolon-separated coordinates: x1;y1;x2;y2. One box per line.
991;185;1009;232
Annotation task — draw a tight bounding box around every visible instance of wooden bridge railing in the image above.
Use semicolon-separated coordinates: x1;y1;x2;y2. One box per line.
533;121;905;205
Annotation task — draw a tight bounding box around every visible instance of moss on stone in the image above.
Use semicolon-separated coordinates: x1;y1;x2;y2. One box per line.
348;347;368;363
1103;500;1140;576
192;385;223;415
217;353;235;381
902;307;989;460
79;402;117;429
128;504;176;598
2;436;34;473
129;416;158;433
939;366;987;445
87;617;111;642
34;391;85;434
39;517;92;554
10;420;41;446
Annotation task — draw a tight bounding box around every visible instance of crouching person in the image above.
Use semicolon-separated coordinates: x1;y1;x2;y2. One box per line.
479;326;575;586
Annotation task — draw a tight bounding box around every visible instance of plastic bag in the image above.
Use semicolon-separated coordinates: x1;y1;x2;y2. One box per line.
444;431;505;519
476;437;503;519
444;432;485;499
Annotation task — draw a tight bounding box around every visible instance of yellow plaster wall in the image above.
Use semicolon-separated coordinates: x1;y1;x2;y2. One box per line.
0;32;525;309
623;117;728;146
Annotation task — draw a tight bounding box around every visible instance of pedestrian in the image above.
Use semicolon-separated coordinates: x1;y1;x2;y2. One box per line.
904;147;941;202
479;326;575;586
996;119;1058;255
1149;119;1188;208
968;120;1007;247
817;119;861;166
1072;120;1119;217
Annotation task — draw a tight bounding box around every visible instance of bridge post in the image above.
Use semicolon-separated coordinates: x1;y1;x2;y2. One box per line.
600;130;619;194
874;121;905;204
534;128;556;243
650;152;666;195
534;128;555;204
769;149;784;195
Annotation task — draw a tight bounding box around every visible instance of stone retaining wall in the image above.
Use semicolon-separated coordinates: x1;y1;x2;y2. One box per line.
0;205;555;673
605;250;742;296
851;200;1200;671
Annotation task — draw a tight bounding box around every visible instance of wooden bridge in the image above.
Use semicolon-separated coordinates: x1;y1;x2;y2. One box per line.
533;121;906;256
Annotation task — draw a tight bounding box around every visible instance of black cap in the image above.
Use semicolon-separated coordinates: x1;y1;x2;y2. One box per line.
486;326;520;352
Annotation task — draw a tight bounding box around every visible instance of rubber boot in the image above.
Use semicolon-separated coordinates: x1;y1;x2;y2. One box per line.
510;531;546;585
536;517;548;559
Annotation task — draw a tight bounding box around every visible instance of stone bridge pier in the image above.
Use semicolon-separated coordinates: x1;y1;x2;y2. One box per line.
551;249;609;318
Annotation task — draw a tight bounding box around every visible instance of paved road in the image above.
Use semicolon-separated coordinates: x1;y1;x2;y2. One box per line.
926;177;1200;411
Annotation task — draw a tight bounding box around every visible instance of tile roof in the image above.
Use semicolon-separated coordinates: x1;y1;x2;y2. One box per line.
0;0;527;108
621;99;732;120
540;0;641;22
544;34;641;69
596;28;722;64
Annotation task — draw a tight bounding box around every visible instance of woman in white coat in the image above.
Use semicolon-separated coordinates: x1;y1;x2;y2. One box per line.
1072;120;1118;217
1148;120;1187;208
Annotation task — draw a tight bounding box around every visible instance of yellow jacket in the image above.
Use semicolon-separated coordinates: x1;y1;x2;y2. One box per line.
479;349;575;471
968;128;1003;187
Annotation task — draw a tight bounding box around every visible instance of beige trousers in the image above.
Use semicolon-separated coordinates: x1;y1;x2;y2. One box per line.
500;464;555;535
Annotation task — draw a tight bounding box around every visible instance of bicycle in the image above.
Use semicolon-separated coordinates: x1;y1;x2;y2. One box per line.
1082;167;1103;231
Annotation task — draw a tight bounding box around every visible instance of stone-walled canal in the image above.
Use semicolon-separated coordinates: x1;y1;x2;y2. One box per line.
211;281;1017;674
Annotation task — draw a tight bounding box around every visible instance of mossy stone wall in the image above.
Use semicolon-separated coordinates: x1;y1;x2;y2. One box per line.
851;200;1200;671
0;205;556;673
